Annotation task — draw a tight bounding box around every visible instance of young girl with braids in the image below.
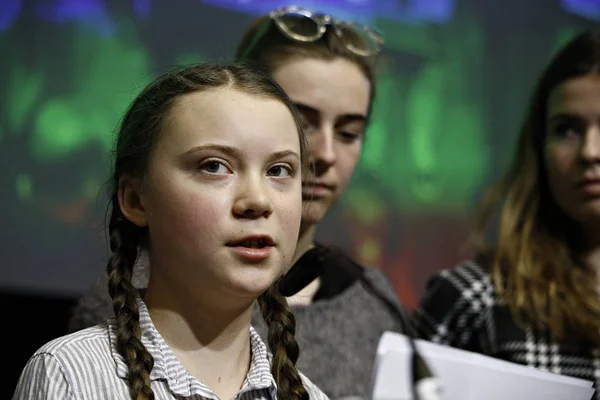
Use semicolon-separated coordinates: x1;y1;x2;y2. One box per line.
13;63;329;400
69;7;404;399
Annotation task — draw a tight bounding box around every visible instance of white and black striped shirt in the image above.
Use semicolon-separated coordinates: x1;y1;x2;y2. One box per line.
13;299;329;399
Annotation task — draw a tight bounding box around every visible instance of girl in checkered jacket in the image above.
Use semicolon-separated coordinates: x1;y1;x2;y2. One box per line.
413;29;600;396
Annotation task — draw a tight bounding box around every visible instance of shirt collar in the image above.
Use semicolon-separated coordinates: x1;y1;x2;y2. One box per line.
108;297;277;398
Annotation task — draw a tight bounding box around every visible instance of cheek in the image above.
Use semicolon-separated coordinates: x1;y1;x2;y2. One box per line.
145;177;224;241
544;145;576;185
280;188;303;225
336;143;362;185
544;146;580;215
544;149;563;197
275;188;303;246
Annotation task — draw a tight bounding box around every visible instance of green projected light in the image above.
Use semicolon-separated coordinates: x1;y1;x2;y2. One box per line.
15;173;33;200
31;31;151;162
7;66;44;134
356;16;489;214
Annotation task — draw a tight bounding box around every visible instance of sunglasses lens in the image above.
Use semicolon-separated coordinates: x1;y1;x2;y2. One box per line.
336;22;382;56
275;11;321;41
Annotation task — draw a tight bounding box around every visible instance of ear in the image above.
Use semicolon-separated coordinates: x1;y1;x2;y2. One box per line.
118;175;147;227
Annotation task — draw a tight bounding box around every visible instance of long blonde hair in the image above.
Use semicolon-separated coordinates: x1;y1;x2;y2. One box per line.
471;29;600;345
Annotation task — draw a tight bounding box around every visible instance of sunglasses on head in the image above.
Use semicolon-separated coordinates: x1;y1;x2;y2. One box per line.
241;5;384;59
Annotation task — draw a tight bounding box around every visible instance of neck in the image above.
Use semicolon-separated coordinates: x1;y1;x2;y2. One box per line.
584;246;600;296
287;223;321;306
579;224;600;265
575;225;600;297
584;243;600;274
144;272;253;399
294;223;317;264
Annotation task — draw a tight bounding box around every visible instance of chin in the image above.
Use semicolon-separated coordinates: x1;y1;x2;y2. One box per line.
577;210;600;226
301;200;329;225
568;201;600;228
225;269;281;298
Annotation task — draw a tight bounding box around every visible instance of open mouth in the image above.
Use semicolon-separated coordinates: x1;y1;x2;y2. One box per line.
227;236;274;261
228;236;274;248
235;238;269;248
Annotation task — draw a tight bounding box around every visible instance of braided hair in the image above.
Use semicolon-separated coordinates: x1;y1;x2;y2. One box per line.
259;280;310;399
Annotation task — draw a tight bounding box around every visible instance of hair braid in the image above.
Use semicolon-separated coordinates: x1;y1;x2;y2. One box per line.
106;193;155;400
258;280;309;400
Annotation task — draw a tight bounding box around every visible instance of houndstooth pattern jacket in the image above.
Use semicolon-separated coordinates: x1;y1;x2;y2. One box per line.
412;257;600;398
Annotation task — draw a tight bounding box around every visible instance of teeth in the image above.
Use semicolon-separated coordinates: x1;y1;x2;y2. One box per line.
240;239;267;248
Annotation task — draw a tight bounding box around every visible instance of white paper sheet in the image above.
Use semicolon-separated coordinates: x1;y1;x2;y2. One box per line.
371;331;595;400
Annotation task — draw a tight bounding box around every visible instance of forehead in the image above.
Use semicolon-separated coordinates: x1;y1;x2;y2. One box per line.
271;57;371;118
547;74;600;118
155;88;300;155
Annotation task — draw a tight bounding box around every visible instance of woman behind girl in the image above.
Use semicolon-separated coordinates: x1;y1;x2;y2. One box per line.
412;29;600;394
13;63;328;399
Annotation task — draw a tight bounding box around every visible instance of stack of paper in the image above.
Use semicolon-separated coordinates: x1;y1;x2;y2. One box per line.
371;331;595;400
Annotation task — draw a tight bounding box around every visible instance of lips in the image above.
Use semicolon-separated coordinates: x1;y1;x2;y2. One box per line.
228;237;273;249
227;235;274;262
227;235;274;248
578;177;600;196
302;182;335;198
303;181;334;189
579;178;600;187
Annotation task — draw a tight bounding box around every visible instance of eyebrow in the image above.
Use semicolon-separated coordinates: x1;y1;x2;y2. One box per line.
182;144;300;162
547;113;585;123
294;102;367;125
267;149;301;163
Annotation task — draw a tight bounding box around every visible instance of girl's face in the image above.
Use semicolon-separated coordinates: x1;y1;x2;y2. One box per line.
120;88;303;304
545;74;600;229
272;57;371;228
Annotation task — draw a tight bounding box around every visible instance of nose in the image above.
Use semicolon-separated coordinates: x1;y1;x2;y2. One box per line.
580;125;600;164
232;176;273;219
309;126;336;175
